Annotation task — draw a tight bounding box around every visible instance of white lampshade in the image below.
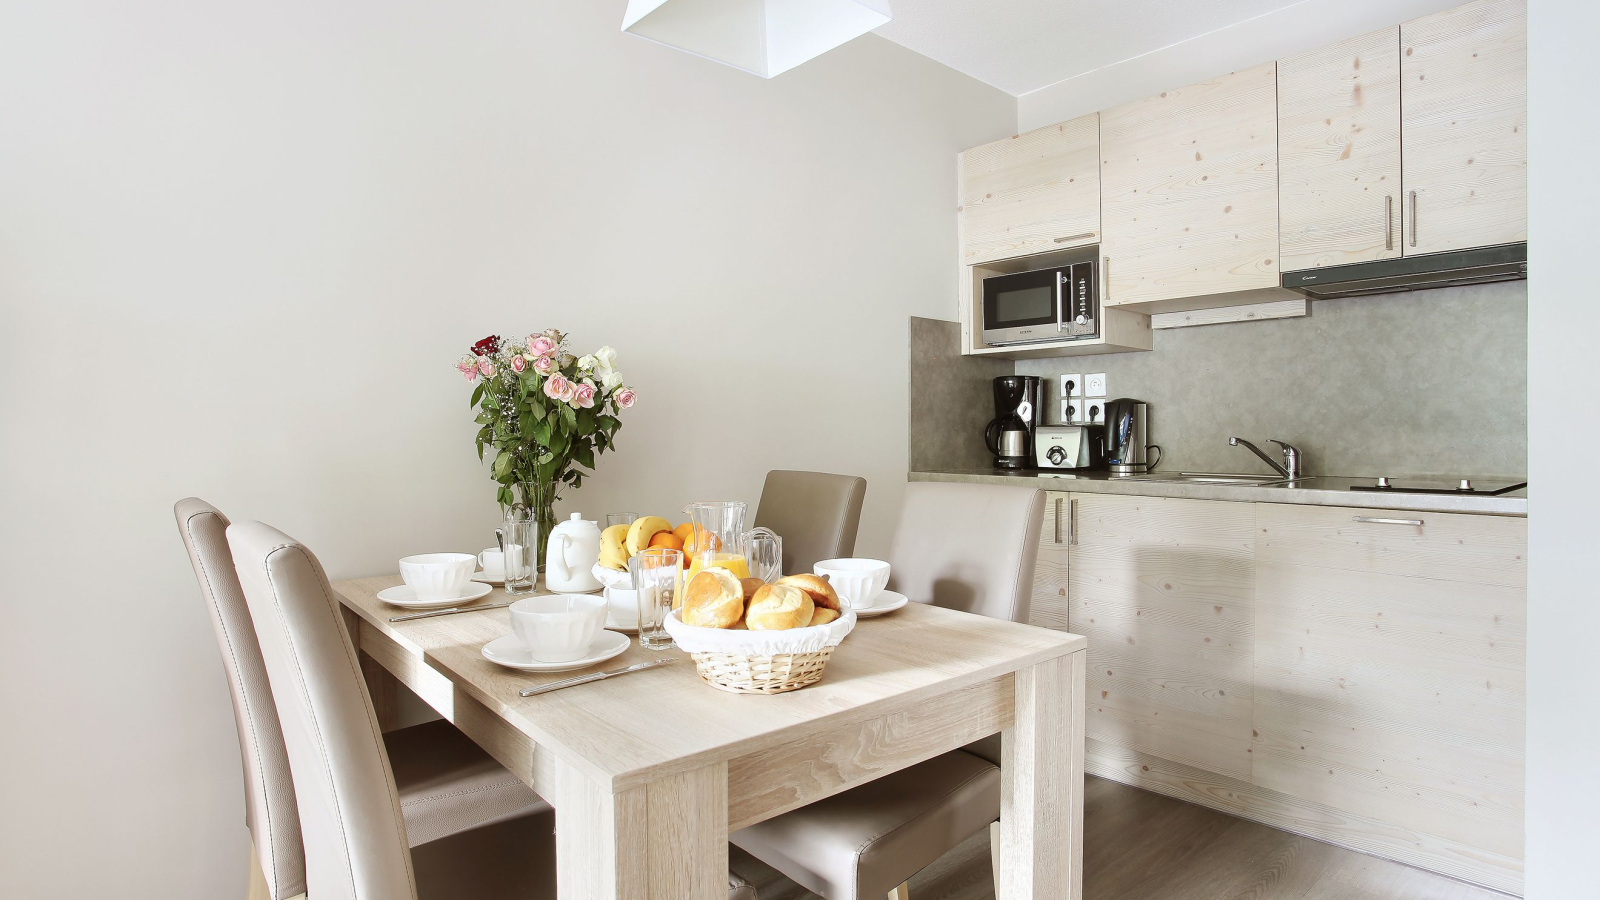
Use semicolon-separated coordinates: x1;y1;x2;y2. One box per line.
623;0;892;78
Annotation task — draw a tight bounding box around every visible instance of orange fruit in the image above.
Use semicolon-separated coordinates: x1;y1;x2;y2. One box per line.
682;526;722;558
648;531;685;553
673;522;695;545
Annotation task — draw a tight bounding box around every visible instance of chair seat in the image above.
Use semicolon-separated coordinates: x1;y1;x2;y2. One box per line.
731;750;1000;900
385;719;551;847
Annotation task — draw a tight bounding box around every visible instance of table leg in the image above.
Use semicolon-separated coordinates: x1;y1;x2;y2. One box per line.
999;649;1086;900
554;758;729;900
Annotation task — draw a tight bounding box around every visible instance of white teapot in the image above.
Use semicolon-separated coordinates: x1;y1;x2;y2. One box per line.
545;513;603;593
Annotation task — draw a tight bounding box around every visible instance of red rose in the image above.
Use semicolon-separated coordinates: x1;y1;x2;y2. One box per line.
470;335;502;356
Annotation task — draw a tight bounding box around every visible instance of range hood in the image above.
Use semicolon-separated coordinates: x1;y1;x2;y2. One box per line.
1280;243;1527;300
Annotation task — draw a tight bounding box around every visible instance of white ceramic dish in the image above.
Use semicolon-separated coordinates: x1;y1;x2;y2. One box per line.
851;590;908;617
481;630;630;673
377;581;493;609
399;552;477;600
470;570;505;585
509;594;607;662
814;558;891;610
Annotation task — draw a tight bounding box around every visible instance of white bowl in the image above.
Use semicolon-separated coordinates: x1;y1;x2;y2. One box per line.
814;558;891;610
399;553;476;601
509;594;607;663
604;586;640;627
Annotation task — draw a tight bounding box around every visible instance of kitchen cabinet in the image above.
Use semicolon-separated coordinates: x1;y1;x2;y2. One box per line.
1029;493;1071;631
1278;28;1404;270
1400;0;1527;255
1068;494;1257;779
1099;61;1288;313
959;114;1100;266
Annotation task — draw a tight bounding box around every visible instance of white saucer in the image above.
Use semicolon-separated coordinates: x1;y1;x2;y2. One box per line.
850;590;910;618
481;630;631;672
377;581;493;610
604;613;640;634
470;569;505;585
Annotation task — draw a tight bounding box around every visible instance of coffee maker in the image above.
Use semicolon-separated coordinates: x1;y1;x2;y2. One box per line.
1103;398;1161;474
985;376;1044;469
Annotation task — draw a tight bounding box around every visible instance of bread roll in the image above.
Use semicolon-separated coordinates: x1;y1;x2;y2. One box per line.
740;577;765;602
777;573;841;611
681;568;744;629
745;583;814;631
808;607;839;627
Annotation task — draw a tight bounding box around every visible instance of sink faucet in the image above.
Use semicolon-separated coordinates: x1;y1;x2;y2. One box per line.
1228;437;1302;480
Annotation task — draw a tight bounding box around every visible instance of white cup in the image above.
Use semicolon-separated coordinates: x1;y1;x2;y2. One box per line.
478;548;505;580
604;586;640;627
399;553;475;601
814;558;891;610
509;594;606;662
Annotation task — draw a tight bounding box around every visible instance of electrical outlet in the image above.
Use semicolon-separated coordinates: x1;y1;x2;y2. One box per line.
1086;399;1105;425
1086;373;1107;397
1060;373;1083;398
1068;400;1089;425
1063;399;1081;425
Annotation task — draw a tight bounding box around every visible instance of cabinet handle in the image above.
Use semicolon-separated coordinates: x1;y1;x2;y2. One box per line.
1102;257;1110;305
1053;232;1095;244
1053;498;1063;544
1352;516;1424;527
1385;195;1393;250
1409;191;1418;248
1069;499;1079;546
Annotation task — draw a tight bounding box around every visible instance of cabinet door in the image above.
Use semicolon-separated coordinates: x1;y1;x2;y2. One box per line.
1400;0;1527;255
1029;493;1071;631
1278;28;1403;271
1099;61;1280;310
1070;494;1256;778
1254;505;1526;874
959;114;1101;266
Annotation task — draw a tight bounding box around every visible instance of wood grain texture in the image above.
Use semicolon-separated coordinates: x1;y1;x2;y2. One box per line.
1278;28;1404;270
1401;0;1527;254
1149;298;1308;329
1071;494;1257;779
999;650;1086;900
1028;493;1071;631
1253;504;1525;892
960;114;1100;265
1099;61;1282;311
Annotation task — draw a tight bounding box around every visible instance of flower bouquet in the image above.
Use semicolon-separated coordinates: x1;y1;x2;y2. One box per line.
456;330;636;570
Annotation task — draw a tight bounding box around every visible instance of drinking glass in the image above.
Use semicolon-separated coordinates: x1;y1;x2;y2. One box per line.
501;512;537;595
630;548;682;650
606;512;640;528
745;529;783;583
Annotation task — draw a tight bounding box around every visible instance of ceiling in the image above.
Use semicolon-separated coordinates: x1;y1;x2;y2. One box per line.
873;0;1304;96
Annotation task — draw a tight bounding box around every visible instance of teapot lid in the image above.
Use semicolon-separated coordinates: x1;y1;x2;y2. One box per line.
554;512;597;531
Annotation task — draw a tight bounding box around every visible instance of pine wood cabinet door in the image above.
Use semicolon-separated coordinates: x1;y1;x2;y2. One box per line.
1278;28;1403;271
1029;493;1071;631
1400;0;1527;255
1099;61;1281;311
1253;504;1526;888
959;114;1101;266
1069;494;1256;779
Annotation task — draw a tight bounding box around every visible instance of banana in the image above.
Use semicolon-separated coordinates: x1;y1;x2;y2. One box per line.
599;523;631;570
625;515;673;556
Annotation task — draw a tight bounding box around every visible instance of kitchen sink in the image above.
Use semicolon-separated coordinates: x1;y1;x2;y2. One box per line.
1120;472;1298;486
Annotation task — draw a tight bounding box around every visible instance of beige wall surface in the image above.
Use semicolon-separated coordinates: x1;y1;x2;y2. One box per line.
0;2;1013;896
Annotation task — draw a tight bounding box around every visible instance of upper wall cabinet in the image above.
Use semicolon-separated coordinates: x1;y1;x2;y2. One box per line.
1278;28;1403;270
959;113;1101;266
1099;61;1286;312
1400;0;1527;255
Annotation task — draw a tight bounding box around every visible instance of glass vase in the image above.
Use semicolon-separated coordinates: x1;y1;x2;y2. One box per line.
514;481;559;574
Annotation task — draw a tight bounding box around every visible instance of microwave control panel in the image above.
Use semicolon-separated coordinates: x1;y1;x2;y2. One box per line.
1059;262;1099;340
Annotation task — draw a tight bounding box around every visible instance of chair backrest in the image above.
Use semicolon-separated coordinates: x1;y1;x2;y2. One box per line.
754;470;868;574
174;499;305;899
228;520;417;900
885;482;1045;624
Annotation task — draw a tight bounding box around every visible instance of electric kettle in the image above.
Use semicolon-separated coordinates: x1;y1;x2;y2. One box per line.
1102;399;1162;475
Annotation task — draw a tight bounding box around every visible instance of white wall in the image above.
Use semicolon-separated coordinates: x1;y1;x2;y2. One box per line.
1525;1;1600;896
0;2;1014;896
1017;0;1461;131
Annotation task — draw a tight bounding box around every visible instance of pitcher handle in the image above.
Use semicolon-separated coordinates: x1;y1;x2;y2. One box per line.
549;532;572;578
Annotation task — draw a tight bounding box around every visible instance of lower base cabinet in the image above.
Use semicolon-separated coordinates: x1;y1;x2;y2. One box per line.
1033;490;1526;894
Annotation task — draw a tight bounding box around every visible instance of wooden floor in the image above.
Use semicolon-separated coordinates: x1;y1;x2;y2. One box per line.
731;775;1512;900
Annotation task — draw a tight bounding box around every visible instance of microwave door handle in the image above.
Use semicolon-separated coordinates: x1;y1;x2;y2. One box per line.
1056;272;1066;332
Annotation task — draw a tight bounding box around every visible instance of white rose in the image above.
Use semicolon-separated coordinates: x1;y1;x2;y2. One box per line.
576;354;598;372
593;346;617;371
601;369;624;391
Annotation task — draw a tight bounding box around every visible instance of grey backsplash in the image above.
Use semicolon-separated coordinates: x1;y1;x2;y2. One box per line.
912;280;1527;478
909;316;1013;470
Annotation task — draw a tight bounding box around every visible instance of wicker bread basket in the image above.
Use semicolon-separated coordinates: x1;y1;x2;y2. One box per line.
663;607;857;695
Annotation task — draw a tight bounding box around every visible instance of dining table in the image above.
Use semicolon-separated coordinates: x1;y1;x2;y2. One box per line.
335;574;1089;900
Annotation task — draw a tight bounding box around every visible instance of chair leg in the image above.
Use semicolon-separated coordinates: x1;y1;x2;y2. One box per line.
989;820;1001;896
887;882;911;900
246;842;270;900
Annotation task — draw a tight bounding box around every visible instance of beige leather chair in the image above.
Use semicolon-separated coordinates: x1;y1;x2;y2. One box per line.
754;470;868;574
732;482;1046;900
176;499;550;899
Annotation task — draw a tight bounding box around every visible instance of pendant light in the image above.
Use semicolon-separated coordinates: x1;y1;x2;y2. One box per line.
622;0;893;78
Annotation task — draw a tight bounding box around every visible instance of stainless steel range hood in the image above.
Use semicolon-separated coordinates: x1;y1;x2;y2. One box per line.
1280;243;1527;300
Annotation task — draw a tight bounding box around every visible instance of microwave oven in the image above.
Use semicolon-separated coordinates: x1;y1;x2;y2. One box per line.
980;260;1099;346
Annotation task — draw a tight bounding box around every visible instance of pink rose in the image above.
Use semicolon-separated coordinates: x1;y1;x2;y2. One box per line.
614;387;637;409
532;354;556;375
462;367;478;382
528;335;556;356
573;381;596;409
542;374;576;402
510;354;526;374
455;356;478;380
477;357;496;378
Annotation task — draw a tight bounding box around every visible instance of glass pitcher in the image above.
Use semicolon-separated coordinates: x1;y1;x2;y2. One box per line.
681;500;781;583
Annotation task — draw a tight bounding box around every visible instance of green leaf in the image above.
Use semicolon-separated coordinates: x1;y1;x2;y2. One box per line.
519;410;535;438
573;443;595;470
549;427;567;455
534;418;552;447
560;403;577;432
537;458;559;483
492;449;513;480
476;440;485;462
475;412;494;425
530;396;547;421
577;408;596;436
470;382;485;407
482;390;499;411
597;414;619;434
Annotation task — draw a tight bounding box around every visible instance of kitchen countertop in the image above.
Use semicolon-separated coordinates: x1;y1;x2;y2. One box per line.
910;468;1528;517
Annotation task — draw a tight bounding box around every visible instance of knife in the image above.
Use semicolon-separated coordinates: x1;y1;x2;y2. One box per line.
389;600;514;623
519;657;679;697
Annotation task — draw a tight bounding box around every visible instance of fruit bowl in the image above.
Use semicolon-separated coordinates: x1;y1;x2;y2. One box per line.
592;563;632;590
